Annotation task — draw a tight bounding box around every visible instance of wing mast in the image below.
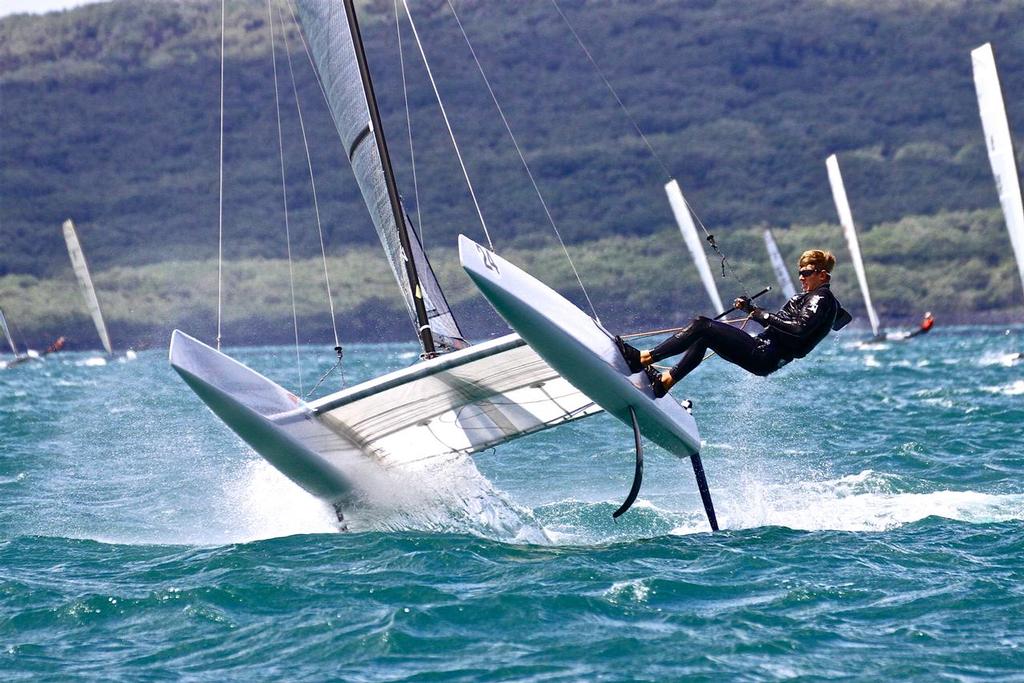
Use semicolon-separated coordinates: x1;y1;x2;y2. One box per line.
763;228;797;300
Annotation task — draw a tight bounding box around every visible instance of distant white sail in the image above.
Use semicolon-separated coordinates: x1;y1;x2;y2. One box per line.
0;307;19;356
826;155;882;338
665;179;725;313
971;42;1024;297
763;228;796;299
62;219;112;355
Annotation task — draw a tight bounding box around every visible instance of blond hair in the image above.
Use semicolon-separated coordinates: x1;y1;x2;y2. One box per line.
798;249;836;273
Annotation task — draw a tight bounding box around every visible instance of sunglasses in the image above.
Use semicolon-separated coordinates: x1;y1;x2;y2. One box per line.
798;268;819;278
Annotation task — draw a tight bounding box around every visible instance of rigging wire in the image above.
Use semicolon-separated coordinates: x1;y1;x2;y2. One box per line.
216;0;226;349
267;0;303;394
548;0;750;296
278;3;342;354
445;0;601;323
394;0;424;239
399;0;493;251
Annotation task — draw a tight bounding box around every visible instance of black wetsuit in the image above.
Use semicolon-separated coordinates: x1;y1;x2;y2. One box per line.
649;283;849;382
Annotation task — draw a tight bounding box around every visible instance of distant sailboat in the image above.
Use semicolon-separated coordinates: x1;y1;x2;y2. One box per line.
826;154;885;341
170;0;604;521
763;228;797;300
972;43;1024;310
62;218;113;356
665;179;725;313
0;307;34;368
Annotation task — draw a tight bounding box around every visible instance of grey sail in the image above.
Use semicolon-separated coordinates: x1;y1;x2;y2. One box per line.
293;0;465;353
62;219;113;355
0;307;19;356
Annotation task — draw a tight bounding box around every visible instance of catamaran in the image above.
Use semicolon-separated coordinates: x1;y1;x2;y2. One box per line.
972;42;1024;360
0;307;35;369
826;154;885;342
170;0;618;525
62;219;114;358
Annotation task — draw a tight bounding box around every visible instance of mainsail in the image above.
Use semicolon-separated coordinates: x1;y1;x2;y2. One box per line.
971;42;1024;297
0;308;19;356
293;0;464;355
763;228;796;300
665;179;725;313
826;155;883;338
62;219;113;355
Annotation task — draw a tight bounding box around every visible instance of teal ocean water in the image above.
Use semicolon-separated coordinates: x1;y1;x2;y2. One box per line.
2;327;1023;680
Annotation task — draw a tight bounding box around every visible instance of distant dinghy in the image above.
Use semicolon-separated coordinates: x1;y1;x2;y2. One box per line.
763;228;797;301
826;154;885;341
972;43;1024;304
62;218;113;356
0;307;35;368
665;179;725;313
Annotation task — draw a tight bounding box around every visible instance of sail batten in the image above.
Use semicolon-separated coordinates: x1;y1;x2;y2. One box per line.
665;180;725;314
971;42;1024;298
826;155;882;338
62;219;113;354
763;228;796;300
293;0;464;354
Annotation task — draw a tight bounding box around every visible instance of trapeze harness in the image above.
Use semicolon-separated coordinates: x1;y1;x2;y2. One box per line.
648;283;852;382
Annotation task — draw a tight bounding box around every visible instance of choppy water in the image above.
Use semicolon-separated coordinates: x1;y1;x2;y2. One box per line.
2;327;1023;680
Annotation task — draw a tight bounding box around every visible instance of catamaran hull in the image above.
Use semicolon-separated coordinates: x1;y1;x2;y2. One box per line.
459;235;700;459
170;331;368;503
170;329;602;509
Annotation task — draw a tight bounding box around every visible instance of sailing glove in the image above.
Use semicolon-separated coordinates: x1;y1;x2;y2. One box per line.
734;296;754;312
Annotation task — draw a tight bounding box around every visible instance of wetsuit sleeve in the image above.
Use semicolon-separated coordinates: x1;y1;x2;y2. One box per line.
759;292;835;340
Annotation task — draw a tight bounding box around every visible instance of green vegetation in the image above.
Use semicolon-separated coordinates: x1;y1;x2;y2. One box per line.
2;207;1019;349
2;0;1024;347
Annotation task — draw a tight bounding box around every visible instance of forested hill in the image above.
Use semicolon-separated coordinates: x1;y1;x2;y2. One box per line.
2;0;1024;280
2;0;1024;348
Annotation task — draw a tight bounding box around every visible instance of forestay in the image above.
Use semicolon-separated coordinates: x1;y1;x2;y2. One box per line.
62;219;112;355
665;179;725;313
972;42;1024;297
763;228;796;300
826;155;882;338
294;0;464;353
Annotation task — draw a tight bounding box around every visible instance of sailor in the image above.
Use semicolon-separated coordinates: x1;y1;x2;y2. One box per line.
906;311;934;338
44;336;66;355
617;249;851;397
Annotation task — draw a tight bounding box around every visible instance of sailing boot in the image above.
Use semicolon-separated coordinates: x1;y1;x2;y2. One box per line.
645;366;668;398
614;335;645;373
